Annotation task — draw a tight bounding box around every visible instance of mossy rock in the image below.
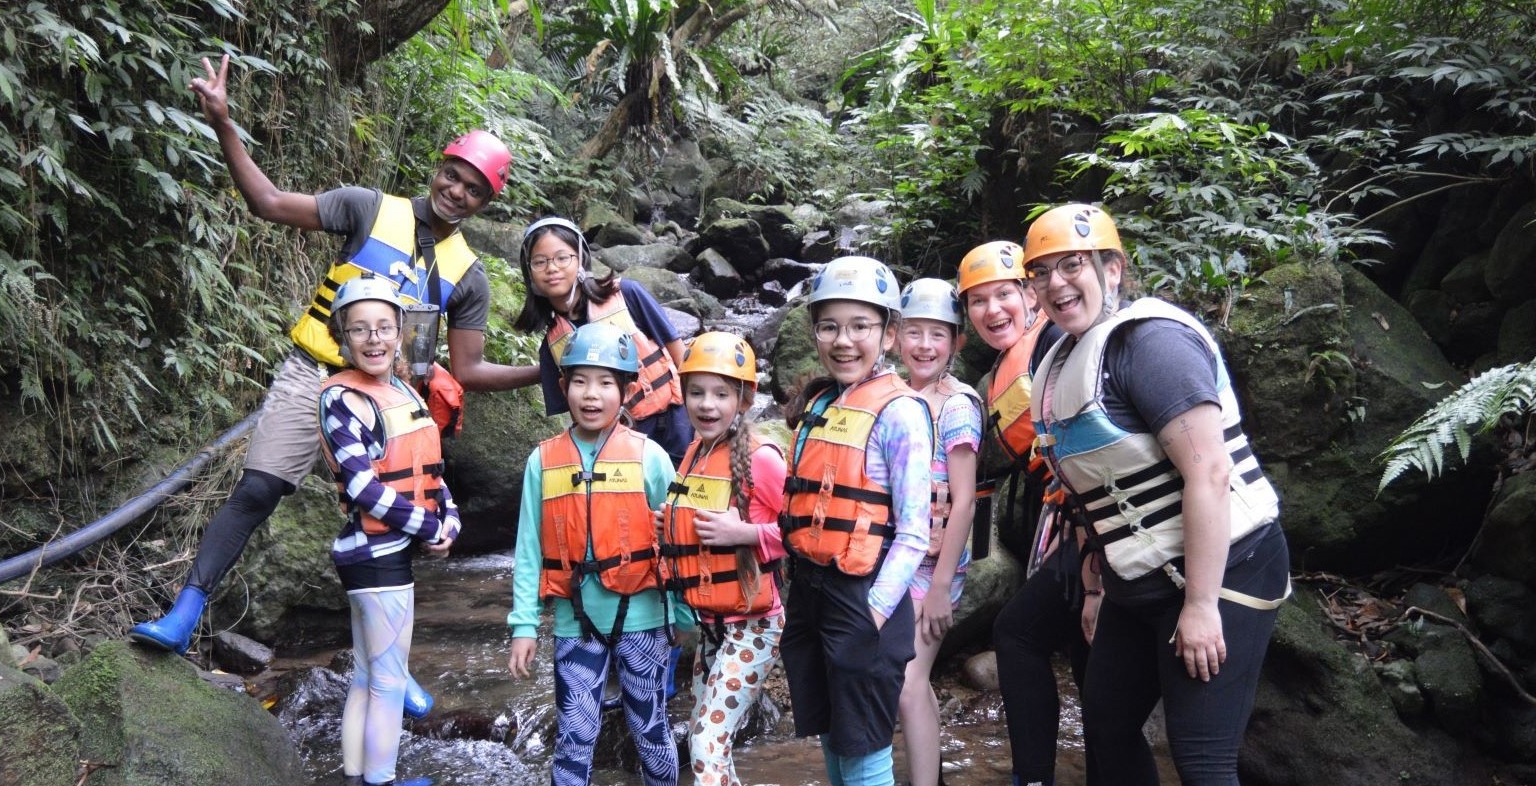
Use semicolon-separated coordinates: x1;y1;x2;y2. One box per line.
52;641;304;786
768;303;820;403
0;661;80;786
448;384;564;553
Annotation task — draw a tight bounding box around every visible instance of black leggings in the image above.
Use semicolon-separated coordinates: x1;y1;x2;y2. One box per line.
993;561;1094;786
186;469;294;591
1081;525;1289;786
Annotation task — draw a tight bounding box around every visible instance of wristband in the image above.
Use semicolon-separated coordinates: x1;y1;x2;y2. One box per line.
1083;588;1103;596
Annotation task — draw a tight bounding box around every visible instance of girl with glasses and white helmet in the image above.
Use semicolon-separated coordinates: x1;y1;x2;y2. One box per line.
319;274;460;786
508;217;693;467
1026;204;1289;786
780;256;933;786
893;278;984;786
506;321;681;786
657;331;789;786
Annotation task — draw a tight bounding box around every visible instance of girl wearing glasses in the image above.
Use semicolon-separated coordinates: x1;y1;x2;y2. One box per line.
1026;204;1289;785
780;256;933;786
893;278;983;786
958;241;1092;786
319;274;459;786
510;217;693;467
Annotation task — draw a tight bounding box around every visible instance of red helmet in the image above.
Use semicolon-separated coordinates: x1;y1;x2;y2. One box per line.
443;130;512;195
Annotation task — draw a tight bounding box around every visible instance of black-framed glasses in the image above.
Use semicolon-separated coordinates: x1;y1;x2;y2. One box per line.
1023;254;1089;289
813;319;882;343
529;252;579;271
344;324;400;342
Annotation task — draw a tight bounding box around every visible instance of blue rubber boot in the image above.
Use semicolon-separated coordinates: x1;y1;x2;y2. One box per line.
128;586;207;655
403;674;433;719
664;645;682;701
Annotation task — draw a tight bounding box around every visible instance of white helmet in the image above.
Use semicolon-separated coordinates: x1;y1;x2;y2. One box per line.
899;278;962;326
331;274;404;318
807;256;904;316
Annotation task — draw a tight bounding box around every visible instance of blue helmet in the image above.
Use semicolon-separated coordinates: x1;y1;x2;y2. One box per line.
559;322;639;374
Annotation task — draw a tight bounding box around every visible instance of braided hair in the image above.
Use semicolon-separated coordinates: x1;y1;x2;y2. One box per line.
726;382;762;598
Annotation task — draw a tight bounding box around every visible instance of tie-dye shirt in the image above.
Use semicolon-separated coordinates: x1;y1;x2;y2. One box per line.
928;387;984;576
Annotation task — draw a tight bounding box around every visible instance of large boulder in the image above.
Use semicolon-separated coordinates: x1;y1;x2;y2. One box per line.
699;199;804;261
596;243;693;274
447;385;563;555
52;642;305;786
767;303;820;404
215;475;345;643
1484;200;1536;306
1240;590;1467;786
0;662;80;786
1226;263;1491;571
458;217;526;264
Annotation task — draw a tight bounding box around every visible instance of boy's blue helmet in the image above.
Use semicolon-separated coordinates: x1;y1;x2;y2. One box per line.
559;322;639;374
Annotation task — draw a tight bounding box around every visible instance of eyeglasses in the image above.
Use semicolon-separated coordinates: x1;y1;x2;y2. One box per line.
529;252;579;271
344;324;400;342
813;319;882;343
1023;254;1089;289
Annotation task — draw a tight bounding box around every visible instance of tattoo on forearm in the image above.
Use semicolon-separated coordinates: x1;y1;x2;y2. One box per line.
1178;417;1201;462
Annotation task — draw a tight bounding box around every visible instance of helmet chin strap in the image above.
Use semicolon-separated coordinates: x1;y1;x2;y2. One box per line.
429;198;463;226
1090;249;1120;328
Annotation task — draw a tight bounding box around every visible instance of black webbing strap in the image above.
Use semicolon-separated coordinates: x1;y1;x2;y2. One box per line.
781;476;892;507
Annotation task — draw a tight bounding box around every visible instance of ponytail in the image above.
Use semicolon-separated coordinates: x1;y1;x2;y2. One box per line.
728;384;763;598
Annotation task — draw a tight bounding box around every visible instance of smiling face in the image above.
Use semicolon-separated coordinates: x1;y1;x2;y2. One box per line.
526;231;582;311
562;365;624;440
429;158;492;225
340;300;401;382
898;317;959;389
683;372;745;444
964;279;1036;351
1032;251;1122;338
812;300;896;386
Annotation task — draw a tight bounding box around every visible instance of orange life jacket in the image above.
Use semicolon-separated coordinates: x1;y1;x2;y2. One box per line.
320;370;443;535
985;310;1050;465
782;373;915;576
547;283;682;421
661;437;781;615
537;425;661;601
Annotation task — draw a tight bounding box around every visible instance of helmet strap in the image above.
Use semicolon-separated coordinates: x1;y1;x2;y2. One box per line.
1092;249;1119;325
429;195;464;226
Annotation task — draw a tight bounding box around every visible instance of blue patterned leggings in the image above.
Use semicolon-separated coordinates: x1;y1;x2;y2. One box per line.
552;628;678;786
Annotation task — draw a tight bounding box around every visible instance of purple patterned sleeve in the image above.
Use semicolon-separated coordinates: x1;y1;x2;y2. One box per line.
865;394;934;618
321;387;445;542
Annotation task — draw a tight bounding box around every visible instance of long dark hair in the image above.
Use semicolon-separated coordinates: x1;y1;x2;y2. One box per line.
512;221;620;333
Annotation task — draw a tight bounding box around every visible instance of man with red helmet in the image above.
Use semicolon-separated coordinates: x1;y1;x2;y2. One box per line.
129;56;524;718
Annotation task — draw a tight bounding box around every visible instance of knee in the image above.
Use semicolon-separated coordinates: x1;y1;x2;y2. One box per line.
229;469;294;513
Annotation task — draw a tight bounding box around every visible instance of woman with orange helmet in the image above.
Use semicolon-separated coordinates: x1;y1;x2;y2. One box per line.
1027;204;1289;786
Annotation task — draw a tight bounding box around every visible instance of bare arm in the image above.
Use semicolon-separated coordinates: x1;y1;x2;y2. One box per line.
918;444;975;643
1158;402;1232;681
665;338;685;369
445;328;535;392
191;55;321;230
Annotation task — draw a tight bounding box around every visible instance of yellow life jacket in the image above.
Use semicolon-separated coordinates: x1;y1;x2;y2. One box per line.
291;194;477;367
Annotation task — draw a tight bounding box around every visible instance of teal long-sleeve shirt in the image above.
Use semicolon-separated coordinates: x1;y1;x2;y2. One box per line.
506;427;679;640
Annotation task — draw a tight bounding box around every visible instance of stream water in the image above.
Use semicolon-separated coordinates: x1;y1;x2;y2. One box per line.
271;554;1178;785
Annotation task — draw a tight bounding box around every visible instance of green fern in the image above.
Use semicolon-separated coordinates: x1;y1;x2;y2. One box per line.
1377;361;1536;493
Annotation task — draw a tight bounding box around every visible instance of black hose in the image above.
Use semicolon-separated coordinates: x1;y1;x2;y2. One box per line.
0;412;261;586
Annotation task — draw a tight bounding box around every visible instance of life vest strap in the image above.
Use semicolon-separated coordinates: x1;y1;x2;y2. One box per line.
658;543;737;558
1092;502;1183;545
780;514;896;540
570;470;608;485
541;546;657;574
782;476;892;507
667;481;690;495
377;460;445;482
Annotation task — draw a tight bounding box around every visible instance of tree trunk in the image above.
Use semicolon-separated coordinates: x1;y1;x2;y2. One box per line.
328;0;454;83
578;90;645;161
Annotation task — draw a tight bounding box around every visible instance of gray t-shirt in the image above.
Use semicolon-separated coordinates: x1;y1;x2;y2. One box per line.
315;186;490;331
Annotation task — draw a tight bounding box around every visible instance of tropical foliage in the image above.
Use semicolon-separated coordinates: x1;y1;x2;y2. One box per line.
1378;361;1536;492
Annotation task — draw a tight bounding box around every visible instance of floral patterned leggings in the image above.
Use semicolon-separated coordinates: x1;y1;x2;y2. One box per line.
688;613;785;786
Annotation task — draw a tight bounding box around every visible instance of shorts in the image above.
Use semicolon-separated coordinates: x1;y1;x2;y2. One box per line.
243;348;328;486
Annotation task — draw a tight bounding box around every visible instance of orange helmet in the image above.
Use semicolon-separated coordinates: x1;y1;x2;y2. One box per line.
956;241;1026;295
1022;204;1123;267
679;331;757;390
